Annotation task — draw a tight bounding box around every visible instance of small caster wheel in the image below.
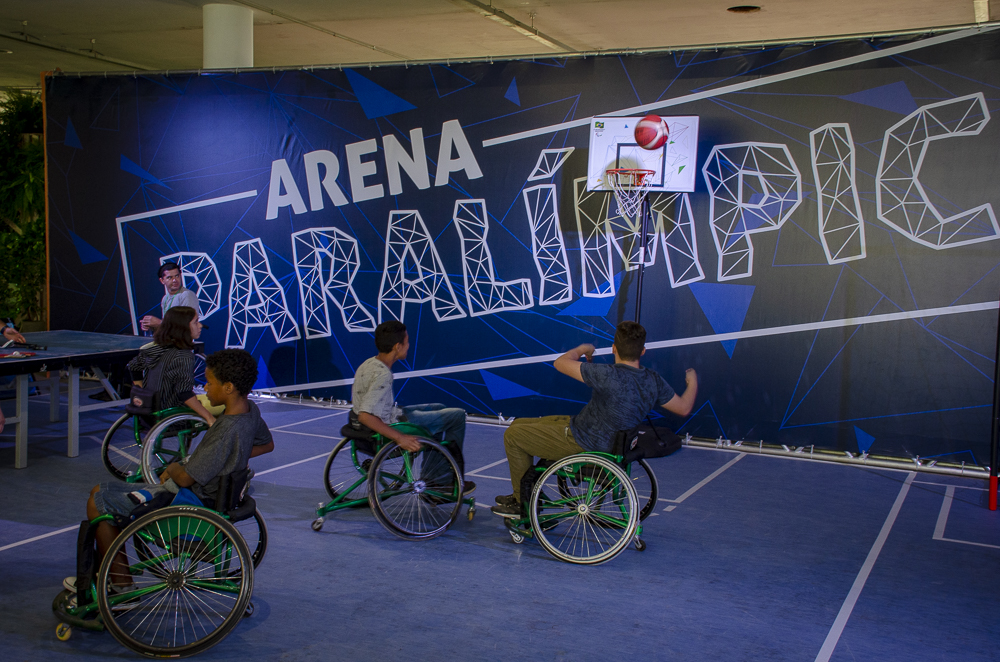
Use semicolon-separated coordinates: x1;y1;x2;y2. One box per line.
56;623;72;641
467;506;476;521
633;536;646;551
509;529;525;544
311;518;324;531
244;602;255;618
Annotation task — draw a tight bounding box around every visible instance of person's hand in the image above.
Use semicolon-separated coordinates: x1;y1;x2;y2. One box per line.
579;343;596;362
205;415;216;427
395;434;421;452
685;368;698;387
3;327;25;344
140;315;160;330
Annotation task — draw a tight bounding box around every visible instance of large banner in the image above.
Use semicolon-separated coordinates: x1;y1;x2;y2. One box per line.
46;29;1000;462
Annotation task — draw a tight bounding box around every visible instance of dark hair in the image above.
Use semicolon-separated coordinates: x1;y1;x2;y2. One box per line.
374;321;407;353
613;321;646;361
153;306;196;350
158;262;181;279
206;349;258;397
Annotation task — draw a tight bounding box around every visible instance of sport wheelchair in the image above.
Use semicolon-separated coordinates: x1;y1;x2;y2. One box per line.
103;409;268;569
52;469;264;658
312;420;475;539
502;430;662;565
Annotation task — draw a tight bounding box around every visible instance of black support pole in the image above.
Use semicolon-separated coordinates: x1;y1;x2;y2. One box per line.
989;292;999;510
634;195;651;324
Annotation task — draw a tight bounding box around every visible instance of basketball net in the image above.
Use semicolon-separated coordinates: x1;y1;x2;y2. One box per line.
606;168;654;220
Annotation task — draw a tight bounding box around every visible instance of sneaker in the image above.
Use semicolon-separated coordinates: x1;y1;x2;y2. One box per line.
462;481;476;496
494;494;517;507
63;576;77;593
490;502;521;518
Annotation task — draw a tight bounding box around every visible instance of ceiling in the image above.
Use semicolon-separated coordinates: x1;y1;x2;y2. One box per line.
0;0;992;89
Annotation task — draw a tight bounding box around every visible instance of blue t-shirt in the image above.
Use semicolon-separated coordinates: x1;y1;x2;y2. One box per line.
570;363;676;452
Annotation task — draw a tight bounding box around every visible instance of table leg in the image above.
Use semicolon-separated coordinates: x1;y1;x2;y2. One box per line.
14;374;28;469
67;368;80;458
49;371;60;422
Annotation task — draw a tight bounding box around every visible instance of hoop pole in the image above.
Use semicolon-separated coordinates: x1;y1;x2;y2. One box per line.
989;288;999;510
634;194;651;324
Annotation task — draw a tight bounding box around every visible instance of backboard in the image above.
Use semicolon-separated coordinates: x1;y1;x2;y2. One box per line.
586;115;700;193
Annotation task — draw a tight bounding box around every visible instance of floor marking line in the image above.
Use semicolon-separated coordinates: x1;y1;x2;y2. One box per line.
272;430;339;439
936;537;1000;550
464;474;508;481
255;453;329;476
663;453;745;505
814;472;915;662
467;458;509;475
270;410;347;431
0;525;78;552
914;480;985;491
932;486;954;540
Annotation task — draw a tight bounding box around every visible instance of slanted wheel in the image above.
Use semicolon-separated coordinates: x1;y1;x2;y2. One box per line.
101;413;145;481
629;459;659;521
56;623;72;641
509;529;525;544
323;438;373;505
367;438;463;540
634;536;647;551
311;518;324;531
140;414;209;483
232;509;268;568
97;506;253;658
529;454;639;565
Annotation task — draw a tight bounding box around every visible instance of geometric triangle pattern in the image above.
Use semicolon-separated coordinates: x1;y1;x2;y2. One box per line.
854;426;876;454
226;238;301;348
429;64;476;98
527;147;574;181
453;199;533;317
69;231;108;265
64;117;83;149
480;370;537;400
839;81;917;115
160;252;222;320
345;69;417;119
809;123;866;264
120;154;169;188
522;184;572;305
701;142;802;281
651;192;705;288
504;77;521;106
292;227;376;337
573;176;616;297
689;282;755;358
254;355;277;390
875;92;999;250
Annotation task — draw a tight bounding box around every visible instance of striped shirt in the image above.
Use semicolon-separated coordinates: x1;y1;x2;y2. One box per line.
126;343;196;410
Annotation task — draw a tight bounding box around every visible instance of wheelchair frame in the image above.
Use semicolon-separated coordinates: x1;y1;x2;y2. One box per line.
312;421;475;539
503;452;652;565
53;503;258;657
101;406;208;483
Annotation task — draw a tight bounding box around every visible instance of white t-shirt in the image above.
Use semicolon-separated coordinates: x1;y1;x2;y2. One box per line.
160;287;200;316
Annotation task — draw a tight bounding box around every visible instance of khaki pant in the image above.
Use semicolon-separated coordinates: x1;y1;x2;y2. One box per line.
503;416;584;502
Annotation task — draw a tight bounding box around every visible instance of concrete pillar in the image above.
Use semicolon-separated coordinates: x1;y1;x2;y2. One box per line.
203;3;253;69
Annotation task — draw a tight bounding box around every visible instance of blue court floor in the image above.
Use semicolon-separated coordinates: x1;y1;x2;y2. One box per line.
1;394;999;661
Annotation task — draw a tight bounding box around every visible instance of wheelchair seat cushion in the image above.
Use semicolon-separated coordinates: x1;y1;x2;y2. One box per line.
225;495;257;522
616;423;683;463
339;423;379;456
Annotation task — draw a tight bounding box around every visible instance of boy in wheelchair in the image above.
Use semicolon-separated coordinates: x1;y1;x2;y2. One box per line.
491;321;697;517
65;348;274;598
351;321;474;495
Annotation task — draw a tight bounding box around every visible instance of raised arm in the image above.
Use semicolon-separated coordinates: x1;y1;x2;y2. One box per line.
357;411;421;452
553;343;596;383
661;369;698;417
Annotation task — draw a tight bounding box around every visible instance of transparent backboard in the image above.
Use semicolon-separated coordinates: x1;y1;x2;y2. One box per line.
586;115;700;193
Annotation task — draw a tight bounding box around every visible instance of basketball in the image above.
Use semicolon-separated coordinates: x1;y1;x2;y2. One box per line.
634;114;669;150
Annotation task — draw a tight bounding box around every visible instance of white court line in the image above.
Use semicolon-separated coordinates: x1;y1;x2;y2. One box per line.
273;430;339;439
815;472;915;662
662;453;744;508
482;27;996;147
0;526;79;553
255;453;329;477
465;457;509;476
270;410;347;432
261;301;998;393
932;485;1000;550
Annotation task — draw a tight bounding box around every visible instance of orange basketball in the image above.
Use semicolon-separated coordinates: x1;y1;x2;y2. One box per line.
634;114;669;150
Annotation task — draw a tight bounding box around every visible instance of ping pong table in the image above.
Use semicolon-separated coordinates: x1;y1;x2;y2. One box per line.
0;330;151;468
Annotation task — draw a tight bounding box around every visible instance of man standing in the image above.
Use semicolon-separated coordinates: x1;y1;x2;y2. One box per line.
140;262;199;332
491;321;697;517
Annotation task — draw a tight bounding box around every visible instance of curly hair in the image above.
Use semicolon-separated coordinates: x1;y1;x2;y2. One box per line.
206;349;258;396
153;306;195;350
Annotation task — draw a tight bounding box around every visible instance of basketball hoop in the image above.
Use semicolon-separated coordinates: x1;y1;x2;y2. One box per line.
605;168;654;220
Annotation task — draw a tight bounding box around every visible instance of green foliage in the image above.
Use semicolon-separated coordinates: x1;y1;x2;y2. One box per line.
0;90;46;322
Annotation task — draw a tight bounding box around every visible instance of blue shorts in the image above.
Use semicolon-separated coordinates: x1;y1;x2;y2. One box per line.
92;482;140;517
